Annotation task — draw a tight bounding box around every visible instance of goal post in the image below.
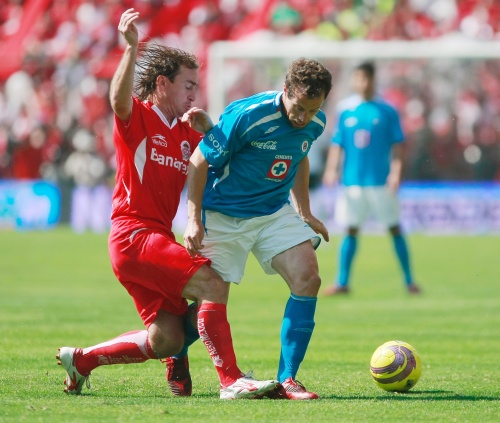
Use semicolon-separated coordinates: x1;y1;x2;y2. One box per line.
207;38;500;118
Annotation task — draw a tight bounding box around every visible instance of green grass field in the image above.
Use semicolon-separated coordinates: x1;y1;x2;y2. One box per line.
1;228;499;422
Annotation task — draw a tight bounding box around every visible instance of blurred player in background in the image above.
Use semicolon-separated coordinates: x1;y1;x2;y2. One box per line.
322;61;420;296
182;58;332;400
56;8;279;400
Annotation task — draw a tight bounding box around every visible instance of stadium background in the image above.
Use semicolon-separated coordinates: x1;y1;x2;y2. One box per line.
1;0;499;233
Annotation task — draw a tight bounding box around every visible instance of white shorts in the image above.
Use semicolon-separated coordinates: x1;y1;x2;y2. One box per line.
201;203;321;283
335;186;400;228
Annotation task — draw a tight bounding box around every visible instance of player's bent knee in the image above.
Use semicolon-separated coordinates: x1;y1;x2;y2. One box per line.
148;312;185;358
184;265;229;304
291;272;321;297
308;273;322;294
197;274;228;304
348;227;359;236
389;225;401;236
148;333;184;359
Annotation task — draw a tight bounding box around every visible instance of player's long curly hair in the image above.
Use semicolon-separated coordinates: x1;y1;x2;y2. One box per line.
134;43;199;101
285;58;332;100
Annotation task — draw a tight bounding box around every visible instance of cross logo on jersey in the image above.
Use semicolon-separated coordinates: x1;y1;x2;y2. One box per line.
267;159;291;180
354;129;371;149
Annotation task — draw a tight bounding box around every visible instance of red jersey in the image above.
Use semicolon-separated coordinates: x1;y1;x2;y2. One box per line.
111;97;202;233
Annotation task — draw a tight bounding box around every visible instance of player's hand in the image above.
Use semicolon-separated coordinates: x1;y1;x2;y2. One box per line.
182;107;214;134
183;218;206;257
118;8;140;47
303;215;330;242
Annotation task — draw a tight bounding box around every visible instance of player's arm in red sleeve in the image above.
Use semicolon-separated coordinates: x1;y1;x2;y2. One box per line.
110;8;140;121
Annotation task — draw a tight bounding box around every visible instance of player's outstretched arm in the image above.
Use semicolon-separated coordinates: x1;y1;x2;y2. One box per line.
184;147;209;257
291;157;329;242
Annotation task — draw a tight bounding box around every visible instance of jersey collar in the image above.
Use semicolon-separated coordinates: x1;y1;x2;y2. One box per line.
151;103;178;129
275;92;283;112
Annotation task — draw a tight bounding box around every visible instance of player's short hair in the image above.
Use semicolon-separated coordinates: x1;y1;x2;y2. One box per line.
355;61;376;79
134;43;199;101
285;57;332;100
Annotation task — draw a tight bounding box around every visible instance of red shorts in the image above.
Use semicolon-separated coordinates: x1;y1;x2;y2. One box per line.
108;225;210;328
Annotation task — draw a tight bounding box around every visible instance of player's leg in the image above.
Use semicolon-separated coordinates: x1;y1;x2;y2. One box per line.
183;264;280;399
181;210;281;398
56;314;180;395
373;187;420;293
324;186;366;295
389;225;420;293
170;302;199;360
56;282;189;394
271;240;320;400
182;265;240;387
166;208;250;378
251;204;323;399
325;226;359;295
57;227;193;395
165;301;199;396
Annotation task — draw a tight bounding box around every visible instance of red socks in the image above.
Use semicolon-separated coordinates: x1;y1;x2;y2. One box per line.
73;306;242;389
76;330;155;375
198;302;242;387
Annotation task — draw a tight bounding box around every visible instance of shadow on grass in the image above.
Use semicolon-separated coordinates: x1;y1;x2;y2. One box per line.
322;391;500;402
57;389;499;402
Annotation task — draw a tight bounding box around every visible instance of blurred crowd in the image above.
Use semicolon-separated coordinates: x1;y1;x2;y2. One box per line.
1;0;500;230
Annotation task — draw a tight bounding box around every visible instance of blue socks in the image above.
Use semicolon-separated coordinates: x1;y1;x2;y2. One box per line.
392;234;413;285
338;235;357;287
278;294;317;382
336;233;413;288
172;302;200;359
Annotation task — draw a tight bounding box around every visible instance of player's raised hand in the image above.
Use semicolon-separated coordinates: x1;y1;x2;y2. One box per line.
182;107;214;134
118;8;140;47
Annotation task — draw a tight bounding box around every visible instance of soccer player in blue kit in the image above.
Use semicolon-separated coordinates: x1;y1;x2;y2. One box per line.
182;58;332;400
322;61;420;296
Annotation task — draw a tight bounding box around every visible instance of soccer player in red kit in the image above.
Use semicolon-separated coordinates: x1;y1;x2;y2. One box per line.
56;8;278;400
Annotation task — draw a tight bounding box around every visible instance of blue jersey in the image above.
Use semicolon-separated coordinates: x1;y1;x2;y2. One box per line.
199;91;326;217
332;94;404;186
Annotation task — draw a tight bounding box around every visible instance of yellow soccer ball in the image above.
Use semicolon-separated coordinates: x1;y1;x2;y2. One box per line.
370;340;422;392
